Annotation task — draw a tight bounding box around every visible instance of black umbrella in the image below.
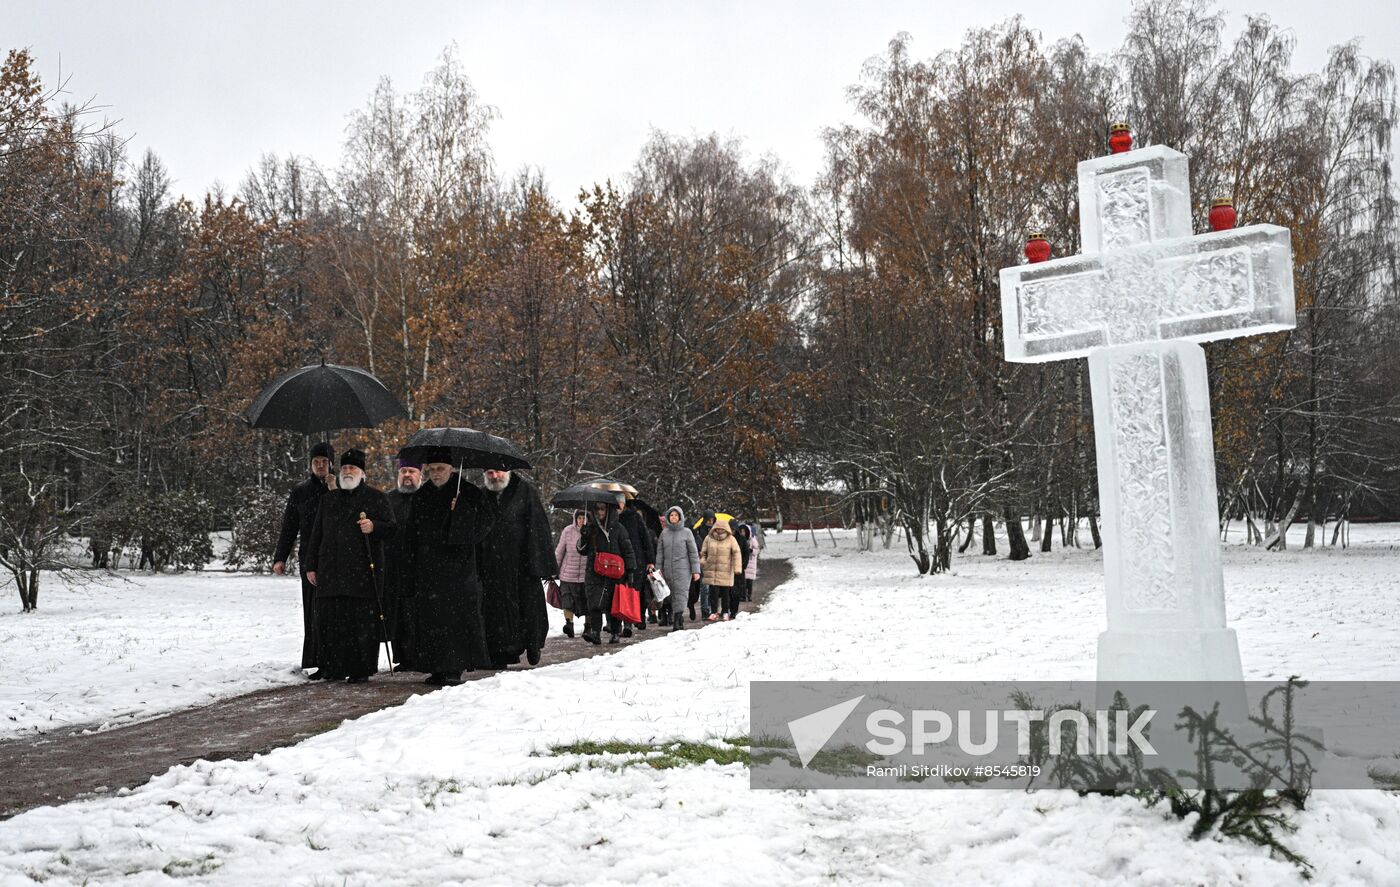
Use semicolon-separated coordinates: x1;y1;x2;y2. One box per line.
633;498;664;534
398;427;532;471
551;483;623;509
245;362;407;434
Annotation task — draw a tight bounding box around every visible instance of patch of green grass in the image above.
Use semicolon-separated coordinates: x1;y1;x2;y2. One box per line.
544;736;751;772
748;738;881;778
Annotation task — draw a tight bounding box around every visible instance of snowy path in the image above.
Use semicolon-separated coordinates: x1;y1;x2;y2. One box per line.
0;562;791;819
1;528;1398;884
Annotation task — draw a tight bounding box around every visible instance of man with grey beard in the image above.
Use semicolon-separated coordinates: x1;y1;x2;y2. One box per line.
476;468;555;667
383;455;423;670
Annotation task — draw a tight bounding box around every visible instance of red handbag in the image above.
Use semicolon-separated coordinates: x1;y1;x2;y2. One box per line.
610;583;642;623
545;580;562;609
593;551;626;580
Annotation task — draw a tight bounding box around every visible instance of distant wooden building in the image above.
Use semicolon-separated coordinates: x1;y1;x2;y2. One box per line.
772;485;847;530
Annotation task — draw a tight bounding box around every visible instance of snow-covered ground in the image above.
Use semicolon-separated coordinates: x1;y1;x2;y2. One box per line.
0;567;575;742
1;526;1398;884
0;571;308;740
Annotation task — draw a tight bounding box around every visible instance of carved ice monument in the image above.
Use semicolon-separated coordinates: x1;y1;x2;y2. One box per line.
1000;127;1295;682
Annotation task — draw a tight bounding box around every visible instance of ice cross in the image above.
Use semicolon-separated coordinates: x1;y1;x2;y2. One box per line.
1000;144;1295;682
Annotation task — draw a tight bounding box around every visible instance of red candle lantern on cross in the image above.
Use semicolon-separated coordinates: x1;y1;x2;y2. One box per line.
1025;231;1051;264
1209;197;1237;232
1108;122;1133;154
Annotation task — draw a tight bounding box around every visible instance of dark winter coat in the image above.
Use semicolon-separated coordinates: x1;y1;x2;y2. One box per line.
273;473;331;572
577;509;636;613
618;507;656;571
384;487;418;649
476;474;556;665
303;482;396;600
693;520;714;552
399;477;493;674
734;526;752;574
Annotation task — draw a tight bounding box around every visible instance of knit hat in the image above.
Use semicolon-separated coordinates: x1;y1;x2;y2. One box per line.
309;441;335;463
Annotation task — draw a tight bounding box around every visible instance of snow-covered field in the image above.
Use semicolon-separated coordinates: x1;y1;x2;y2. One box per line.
1;526;1398;884
0;568;575;742
0;571;308;740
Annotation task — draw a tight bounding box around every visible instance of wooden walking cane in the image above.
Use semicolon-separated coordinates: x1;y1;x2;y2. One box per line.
360;512;395;672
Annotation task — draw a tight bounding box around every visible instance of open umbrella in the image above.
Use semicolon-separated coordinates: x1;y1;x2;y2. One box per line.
551;483;625;509
633;498;664;534
581;476;639;498
399;427;532;471
245;361;407;435
694;512;736;529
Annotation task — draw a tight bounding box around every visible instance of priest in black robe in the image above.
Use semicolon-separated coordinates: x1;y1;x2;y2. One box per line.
384;454;423;669
303;448;396;683
272;441;336;675
399;450;494;685
477;469;556;667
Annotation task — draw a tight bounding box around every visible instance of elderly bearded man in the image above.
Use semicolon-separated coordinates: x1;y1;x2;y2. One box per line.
476;468;555;667
398;451;494;685
304;448;396;683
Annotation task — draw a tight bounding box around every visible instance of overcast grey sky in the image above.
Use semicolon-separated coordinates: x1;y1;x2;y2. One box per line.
4;1;1396;202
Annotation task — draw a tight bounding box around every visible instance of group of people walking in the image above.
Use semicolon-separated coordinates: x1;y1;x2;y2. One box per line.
554;503;761;644
272;443;761;684
273;443;554;686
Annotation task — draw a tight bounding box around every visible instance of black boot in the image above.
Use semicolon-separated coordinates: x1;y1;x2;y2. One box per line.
307;669;326;681
563;621;574;638
621;625;632;638
648;611;658;625
424;673;445;686
347;675;370;684
442;671;465;686
527;648;541;666
608;632;620;644
673;614;684;630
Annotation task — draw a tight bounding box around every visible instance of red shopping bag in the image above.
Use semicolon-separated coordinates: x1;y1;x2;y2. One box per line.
610;583;642;624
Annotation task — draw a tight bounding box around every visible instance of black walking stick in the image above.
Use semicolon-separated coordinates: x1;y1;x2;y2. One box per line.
359;511;395;673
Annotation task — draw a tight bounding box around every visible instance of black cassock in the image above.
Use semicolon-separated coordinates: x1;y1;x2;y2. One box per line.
477;475;555;667
384;487;416;663
400;477;493;675
272;474;330;668
304;483;397;679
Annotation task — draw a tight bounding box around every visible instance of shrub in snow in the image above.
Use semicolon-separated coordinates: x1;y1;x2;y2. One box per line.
98;489;216;572
225;485;287;573
1014;679;1319;878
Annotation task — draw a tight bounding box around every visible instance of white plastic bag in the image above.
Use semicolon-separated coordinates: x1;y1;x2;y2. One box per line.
649;573;672;604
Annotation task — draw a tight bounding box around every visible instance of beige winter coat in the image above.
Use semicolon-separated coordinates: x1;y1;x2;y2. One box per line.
700;521;743;587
